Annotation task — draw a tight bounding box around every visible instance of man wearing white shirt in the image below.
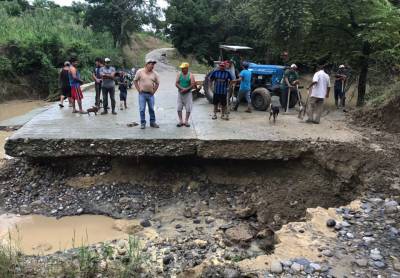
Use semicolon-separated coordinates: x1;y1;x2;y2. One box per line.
306;64;331;124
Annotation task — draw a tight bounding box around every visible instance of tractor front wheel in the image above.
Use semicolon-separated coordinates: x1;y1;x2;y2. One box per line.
251;88;271;111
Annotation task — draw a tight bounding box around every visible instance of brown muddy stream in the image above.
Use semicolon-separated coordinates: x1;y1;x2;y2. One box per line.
0;214;133;255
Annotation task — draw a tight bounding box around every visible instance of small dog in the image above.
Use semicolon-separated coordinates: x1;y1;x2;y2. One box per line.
87;106;99;116
269;96;281;123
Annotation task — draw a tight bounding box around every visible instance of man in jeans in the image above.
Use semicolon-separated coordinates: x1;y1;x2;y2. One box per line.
134;59;160;129
92;57;103;108
306;64;331;124
233;61;252;113
100;58;117;115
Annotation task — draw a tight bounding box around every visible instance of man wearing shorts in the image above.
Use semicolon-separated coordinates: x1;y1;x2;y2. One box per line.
134;59;160;129
59;61;71;108
209;61;233;120
100;58;117;115
69;57;85;114
175;62;195;127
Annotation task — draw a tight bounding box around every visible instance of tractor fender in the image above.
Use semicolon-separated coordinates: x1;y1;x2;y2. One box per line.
203;71;214;104
251;87;271;111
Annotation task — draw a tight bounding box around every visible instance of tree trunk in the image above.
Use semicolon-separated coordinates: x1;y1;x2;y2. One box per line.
357;42;371;106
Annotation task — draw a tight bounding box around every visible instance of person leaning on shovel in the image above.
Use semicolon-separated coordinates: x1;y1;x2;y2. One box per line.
175;62;195;127
280;64;300;112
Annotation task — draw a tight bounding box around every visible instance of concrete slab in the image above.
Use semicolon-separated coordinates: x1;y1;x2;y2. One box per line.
5;51;363;160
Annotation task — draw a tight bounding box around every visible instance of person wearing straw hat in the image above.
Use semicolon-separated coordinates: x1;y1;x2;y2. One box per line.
175;62;195;127
334;64;347;109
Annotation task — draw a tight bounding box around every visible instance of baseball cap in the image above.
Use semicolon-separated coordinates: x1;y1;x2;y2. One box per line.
290;64;297;69
219;61;226;67
179;62;190;69
64;61;70;66
339;64;345;68
104;58;111;62
146;58;157;64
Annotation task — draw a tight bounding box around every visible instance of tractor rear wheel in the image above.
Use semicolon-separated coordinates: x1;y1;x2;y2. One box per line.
251;88;271;111
203;71;214;103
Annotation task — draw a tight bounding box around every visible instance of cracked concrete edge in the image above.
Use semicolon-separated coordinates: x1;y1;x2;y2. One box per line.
4;137;362;161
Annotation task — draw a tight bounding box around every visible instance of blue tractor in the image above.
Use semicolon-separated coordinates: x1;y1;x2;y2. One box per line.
203;45;299;111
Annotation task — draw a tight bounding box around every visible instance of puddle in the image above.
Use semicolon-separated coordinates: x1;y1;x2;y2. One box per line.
0;214;137;255
0;100;46;122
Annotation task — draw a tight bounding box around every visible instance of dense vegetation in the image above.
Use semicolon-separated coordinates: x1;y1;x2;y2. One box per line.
0;0;159;101
165;0;400;105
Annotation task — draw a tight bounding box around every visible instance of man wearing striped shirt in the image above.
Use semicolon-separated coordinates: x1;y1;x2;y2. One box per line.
209;61;233;120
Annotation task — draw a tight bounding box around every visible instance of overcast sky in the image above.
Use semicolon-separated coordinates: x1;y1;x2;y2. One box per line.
52;0;168;9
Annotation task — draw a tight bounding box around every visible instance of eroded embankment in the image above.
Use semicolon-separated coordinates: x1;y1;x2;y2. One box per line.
0;135;399;277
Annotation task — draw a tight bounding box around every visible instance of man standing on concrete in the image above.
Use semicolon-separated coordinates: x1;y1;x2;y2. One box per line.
209;61;233;120
306;64;331;124
59;61;71;108
100;58;117;115
134;59;160;129
175;62;195;127
69;57;85;114
233;61;252;113
334;64;347;109
280;64;299;111
92;57;103;108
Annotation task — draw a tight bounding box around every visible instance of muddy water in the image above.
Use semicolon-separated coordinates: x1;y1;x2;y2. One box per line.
0;100;46;122
0;214;133;255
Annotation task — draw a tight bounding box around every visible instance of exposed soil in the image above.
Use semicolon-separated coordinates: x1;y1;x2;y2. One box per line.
352;94;400;134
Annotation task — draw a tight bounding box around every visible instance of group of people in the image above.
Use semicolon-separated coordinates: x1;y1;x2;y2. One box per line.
59;55;348;128
59;57;129;115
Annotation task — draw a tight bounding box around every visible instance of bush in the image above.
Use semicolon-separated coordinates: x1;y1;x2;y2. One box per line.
0;3;122;98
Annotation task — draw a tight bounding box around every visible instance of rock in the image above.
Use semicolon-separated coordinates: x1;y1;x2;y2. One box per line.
140;219;151;228
30;200;45;209
294;258;310;266
374;261;385;268
175;224;182;229
334;223;343;231
282;260;293;267
256;229;273;239
76;208;84;214
326;219;336;227
291;262;302;272
163;254;174;265
219;223;234;230
194;239;208;249
183;207;192;218
235;207;255;219
310;263;321;272
393;257;400;271
384;200;398;213
346;232;354;239
193;218;201;224
355;259;368;267
322;250;333;257
205;217;215;224
225;224;254;244
117;247;126;256
118;197;132;204
223;267;242;278
370;248;383;261
270;260;283;274
223;268;241;278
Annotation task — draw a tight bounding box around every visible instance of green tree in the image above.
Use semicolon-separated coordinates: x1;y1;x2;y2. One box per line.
84;0;159;47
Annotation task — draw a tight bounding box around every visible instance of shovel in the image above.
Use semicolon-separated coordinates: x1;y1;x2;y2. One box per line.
298;87;311;120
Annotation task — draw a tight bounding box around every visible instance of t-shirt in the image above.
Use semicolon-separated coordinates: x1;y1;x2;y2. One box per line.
334;69;347;89
134;68;160;93
311;70;331;98
239;69;252;91
93;66;102;83
100;66;116;88
209;70;232;95
59;68;70;89
281;69;299;89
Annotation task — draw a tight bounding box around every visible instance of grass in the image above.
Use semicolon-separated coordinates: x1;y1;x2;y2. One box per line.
0;231;23;278
123;32;171;68
366;81;400;107
166;49;212;74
